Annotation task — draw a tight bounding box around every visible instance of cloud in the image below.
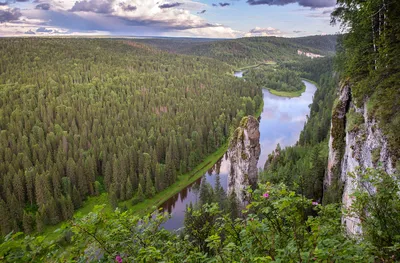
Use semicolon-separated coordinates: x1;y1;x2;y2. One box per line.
1;0;238;38
24;29;35;34
246;0;335;8
35;3;51;10
159;2;182;9
212;2;230;7
36;26;52;32
70;0;114;14
0;1;8;6
119;3;136;11
245;26;282;37
293;30;303;33
0;8;21;22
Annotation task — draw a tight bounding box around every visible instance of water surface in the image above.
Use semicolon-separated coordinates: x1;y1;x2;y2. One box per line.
160;78;317;230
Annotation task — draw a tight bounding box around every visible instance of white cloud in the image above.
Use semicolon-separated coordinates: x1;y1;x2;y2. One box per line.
244;26;283;37
0;0;240;37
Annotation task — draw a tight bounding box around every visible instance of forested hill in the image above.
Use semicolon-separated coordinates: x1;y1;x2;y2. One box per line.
0;38;262;235
135;35;338;67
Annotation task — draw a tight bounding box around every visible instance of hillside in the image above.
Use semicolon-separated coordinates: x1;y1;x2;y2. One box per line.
136;35;338;67
0;38;262;235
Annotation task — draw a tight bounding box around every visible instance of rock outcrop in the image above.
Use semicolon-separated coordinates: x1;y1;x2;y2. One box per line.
227;116;261;205
325;82;396;235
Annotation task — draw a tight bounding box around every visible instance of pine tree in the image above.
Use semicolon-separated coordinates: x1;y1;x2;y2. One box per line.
104;161;112;191
137;183;145;202
165;148;176;187
35;210;45;233
72;186;82;209
155;163;165;192
145;173;155;198
126;177;133;199
214;175;227;211
109;186;118;210
0;198;12;236
23;211;35;234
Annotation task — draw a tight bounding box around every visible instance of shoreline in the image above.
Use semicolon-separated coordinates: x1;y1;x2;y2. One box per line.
42;97;264;241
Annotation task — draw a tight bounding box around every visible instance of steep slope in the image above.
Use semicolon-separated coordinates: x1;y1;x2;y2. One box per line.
325;82;397;234
324;0;400;235
227;116;260;205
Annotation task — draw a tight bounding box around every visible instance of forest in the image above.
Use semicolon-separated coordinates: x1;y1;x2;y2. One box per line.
0;38;262;235
1;0;400;261
244;66;306;95
261;56;336;202
136;35;337;67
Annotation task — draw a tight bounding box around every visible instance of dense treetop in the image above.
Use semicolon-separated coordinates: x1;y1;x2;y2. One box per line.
244;65;306;93
136;35;338;67
0;38;262;235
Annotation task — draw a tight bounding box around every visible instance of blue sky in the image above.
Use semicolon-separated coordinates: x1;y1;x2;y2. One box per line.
0;0;339;37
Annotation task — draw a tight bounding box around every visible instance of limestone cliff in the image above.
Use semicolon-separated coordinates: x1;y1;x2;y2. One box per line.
325;82;397;235
228;116;261;205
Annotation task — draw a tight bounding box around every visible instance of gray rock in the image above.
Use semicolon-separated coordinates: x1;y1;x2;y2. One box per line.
227;116;261;205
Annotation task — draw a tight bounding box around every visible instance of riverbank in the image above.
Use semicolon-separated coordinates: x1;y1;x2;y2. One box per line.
235;61;276;72
266;78;319;98
124;99;264;216
42;100;264;241
267;84;306;98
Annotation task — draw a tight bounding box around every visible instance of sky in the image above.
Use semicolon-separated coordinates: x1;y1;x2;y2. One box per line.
0;0;340;37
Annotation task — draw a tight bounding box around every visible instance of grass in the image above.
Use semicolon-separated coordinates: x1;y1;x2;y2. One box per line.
41;146;228;241
121;144;229;215
267;84;306;98
267;78;319;98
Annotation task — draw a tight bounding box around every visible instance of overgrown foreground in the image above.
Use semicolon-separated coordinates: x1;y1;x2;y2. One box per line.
1;168;399;262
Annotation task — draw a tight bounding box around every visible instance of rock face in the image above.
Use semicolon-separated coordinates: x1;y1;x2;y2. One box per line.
228;116;261;205
325;82;396;235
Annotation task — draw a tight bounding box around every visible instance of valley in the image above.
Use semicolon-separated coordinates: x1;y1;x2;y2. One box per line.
0;1;399;259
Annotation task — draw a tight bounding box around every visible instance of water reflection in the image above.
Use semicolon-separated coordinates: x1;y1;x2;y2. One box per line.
234;71;243;78
159;80;317;230
258;81;316;167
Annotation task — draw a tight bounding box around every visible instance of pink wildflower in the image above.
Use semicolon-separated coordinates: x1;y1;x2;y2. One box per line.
263;192;269;198
116;255;122;263
312;201;319;206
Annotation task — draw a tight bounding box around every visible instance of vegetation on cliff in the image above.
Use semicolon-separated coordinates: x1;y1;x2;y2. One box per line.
332;0;400;161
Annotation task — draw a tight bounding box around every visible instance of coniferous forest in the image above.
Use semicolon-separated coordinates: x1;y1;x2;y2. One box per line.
0;38;262;234
1;0;400;262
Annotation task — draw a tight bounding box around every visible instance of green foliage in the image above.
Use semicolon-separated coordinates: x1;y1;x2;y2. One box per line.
261;58;338;203
245;66;306;94
137;35;338;67
346;108;365;133
0;38;261;235
348;168;400;260
332;0;400;160
1;182;385;262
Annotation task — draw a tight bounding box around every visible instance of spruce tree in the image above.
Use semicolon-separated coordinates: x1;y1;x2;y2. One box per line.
137;183;145;202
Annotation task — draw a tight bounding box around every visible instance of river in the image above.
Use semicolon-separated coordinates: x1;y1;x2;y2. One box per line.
159;76;317;230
